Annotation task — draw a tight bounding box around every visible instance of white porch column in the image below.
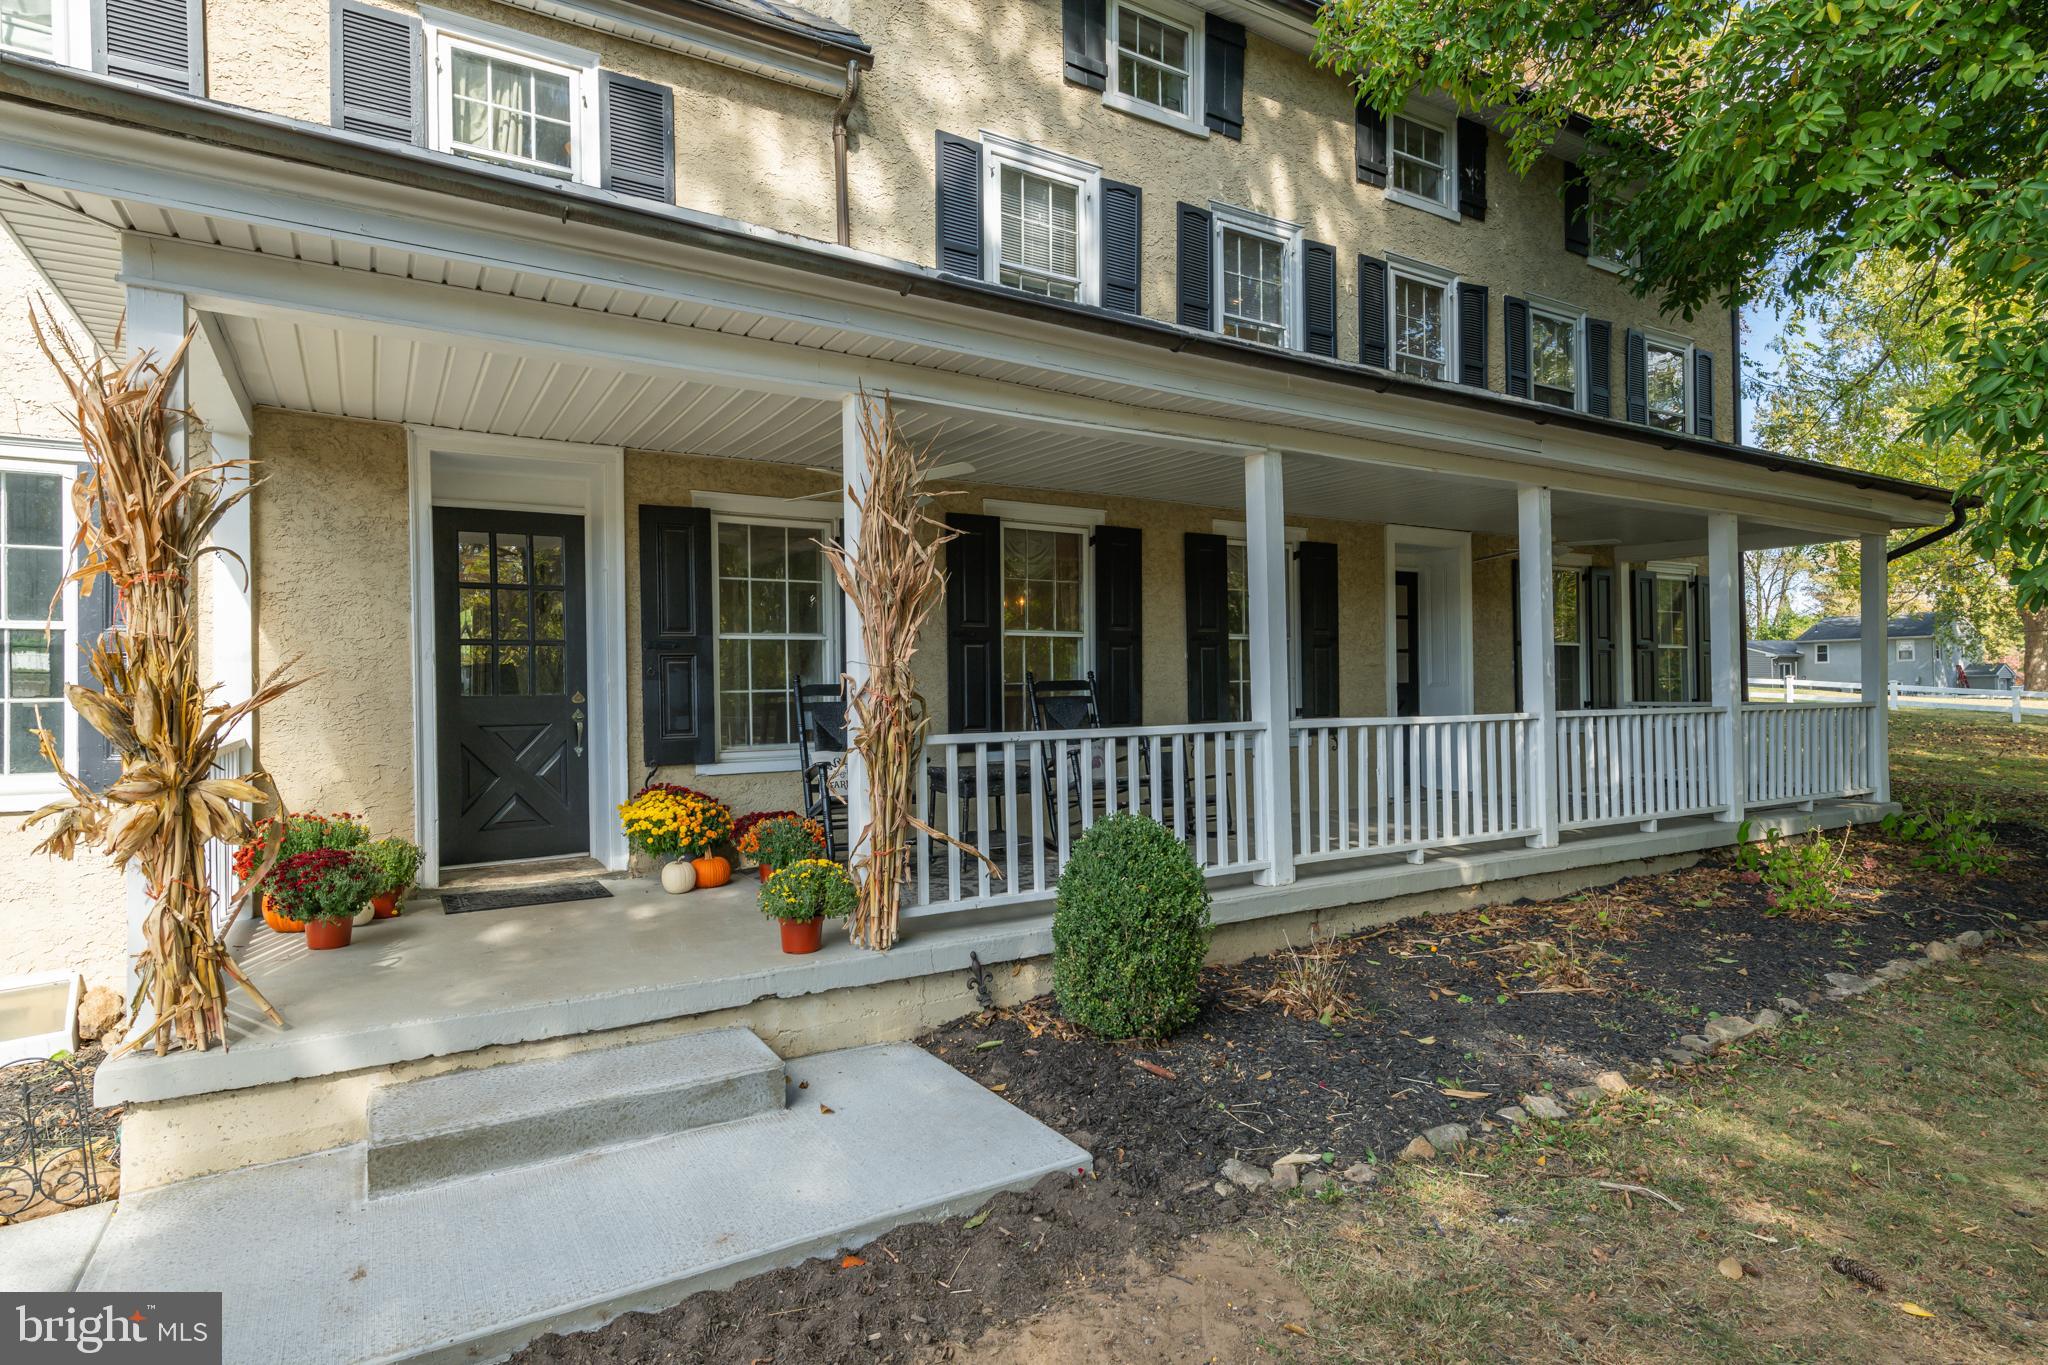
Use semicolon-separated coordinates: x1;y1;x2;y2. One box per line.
839;394;871;856
1860;532;1892;802
1516;486;1558;848
1246;449;1295;886
1707;513;1746;823
1614;559;1636;707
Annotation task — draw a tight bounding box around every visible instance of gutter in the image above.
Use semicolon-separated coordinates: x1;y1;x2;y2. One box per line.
1886;502;1970;562
831;58;861;247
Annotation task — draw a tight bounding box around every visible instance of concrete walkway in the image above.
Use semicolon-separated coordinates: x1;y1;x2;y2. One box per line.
75;1044;1087;1364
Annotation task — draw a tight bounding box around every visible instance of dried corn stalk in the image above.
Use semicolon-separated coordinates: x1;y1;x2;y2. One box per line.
820;392;993;950
23;301;304;1055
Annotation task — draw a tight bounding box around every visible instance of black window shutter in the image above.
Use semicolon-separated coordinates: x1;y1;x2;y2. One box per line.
1563;163;1592;256
599;70;674;203
1693;349;1716;438
945;513;1003;732
1184;532;1228;723
1455;117;1488;221
1296;541;1339;718
1357;255;1388;367
1354;102;1387;186
1691;574;1712;702
639;505;713;766
1092;525;1143;725
1457;283;1488;388
1099;179;1143;315
1624;329;1649;424
1203;15;1245;139
1585;318;1613;416
1503;295;1530;399
1062;0;1106;90
1302;240;1337;357
97;0;203;96
934;132;984;279
331;0;422;143
1176;203;1213;330
74;569;121;791
1587;567;1616;709
1510;557;1523;710
1631;570;1657;700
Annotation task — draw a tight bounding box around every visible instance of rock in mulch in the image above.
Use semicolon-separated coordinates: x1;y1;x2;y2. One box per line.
1520;1094;1569;1121
75;986;124;1043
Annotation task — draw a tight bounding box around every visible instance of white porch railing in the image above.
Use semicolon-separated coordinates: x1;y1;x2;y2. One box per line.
205;739;254;938
1742;702;1875;807
909;722;1266;916
1554;706;1728;831
1291;714;1535;863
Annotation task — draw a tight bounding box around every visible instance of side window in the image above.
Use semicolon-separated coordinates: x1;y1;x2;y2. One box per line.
1553;567;1583;710
1;463;72;787
1651;576;1693;703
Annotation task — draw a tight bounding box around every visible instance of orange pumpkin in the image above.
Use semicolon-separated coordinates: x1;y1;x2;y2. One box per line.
691;854;732;889
262;894;306;934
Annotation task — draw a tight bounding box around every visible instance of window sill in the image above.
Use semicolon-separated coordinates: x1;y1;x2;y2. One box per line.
1385;187;1461;225
1102;91;1209;139
1587;254;1628;275
696;754;802;776
0;782;65;816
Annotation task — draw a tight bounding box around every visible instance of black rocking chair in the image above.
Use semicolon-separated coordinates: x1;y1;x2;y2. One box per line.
791;673;850;861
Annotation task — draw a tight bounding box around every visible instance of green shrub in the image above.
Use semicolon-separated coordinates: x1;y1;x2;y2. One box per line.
1882;802;2006;876
1753;828;1853;919
1052;812;1212;1040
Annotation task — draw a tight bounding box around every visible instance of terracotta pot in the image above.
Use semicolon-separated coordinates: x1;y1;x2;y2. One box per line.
262;894;305;934
691;855;732;889
304;917;353;950
371;890;402;920
779;916;823;955
660;859;697;894
757;863;775;883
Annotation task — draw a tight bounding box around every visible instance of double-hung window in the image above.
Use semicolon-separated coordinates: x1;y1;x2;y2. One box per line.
1;454;73;797
713;517;834;759
1213;204;1301;349
1001;523;1088;729
425;9;599;186
1897;643;1916;662
1650;575;1693;703
0;0;84;65
1105;0;1202;134
1553;567;1585;710
983;135;1098;305
1387;257;1456;382
1643;333;1691;433
1223;542;1251;722
1815;643;1830;665
1529;303;1583;410
1388;108;1457;219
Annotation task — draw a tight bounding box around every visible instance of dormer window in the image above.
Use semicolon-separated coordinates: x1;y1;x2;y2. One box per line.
1104;0;1206;137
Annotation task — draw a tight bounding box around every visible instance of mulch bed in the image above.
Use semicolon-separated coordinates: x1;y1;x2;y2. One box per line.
515;826;2047;1365
0;1044;121;1225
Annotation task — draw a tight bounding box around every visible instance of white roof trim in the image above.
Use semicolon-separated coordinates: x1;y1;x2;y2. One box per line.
493;0;858;96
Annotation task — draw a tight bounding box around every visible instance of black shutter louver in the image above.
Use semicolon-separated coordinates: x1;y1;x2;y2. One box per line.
1302;240;1337;357
1184;532;1228;723
98;0;202;96
934;132;984;279
1563;163;1592;256
1585;318;1613;416
1456;117;1488;220
1357;255;1388;368
639;505;714;766
1176;203;1213;329
1503;296;1530;399
1693;349;1716;438
1203;15;1245;139
331;0;422;143
1092;525;1143;726
1692;574;1712;703
1099;179;1143;315
1510;558;1523;710
1631;570;1657;700
1457;283;1488;388
1296;541;1339;718
599;70;674;203
1587;567;1616;709
1062;0;1106;90
945;513;1003;732
1624;329;1649;424
1354;102;1387;186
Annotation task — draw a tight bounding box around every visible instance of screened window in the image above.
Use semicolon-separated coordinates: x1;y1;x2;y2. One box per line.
454;530;569;697
1531;310;1579;410
1645;339;1688;431
715;521;830;753
1112;3;1192;117
1553;567;1583;710
1001;526;1085;729
1651;576;1692;703
1224;541;1251;722
1392;273;1448;381
1390;115;1451;207
997;165;1082;301
3;468;67;778
1219;227;1288;346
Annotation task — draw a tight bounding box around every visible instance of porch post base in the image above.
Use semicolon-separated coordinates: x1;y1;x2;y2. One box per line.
1637;819;1659;834
1405;848;1426;865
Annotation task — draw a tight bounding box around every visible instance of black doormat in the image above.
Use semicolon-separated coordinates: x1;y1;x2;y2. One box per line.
440;879;614;916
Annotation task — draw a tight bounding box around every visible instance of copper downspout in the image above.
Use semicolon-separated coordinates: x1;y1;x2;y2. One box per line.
832;59;863;247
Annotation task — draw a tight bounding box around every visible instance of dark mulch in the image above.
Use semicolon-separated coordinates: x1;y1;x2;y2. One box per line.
514;829;2046;1365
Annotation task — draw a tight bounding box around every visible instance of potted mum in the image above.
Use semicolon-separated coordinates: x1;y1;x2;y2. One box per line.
361;836;422;919
742;813;828;881
676;793;735;888
757;858;854;954
619;785;734;893
238;812;370;932
268;847;380;950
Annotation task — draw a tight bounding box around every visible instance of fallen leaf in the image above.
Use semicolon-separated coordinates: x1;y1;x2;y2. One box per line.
840;1255;865;1269
1717;1257;1745;1281
1441;1088;1492;1101
1135;1059;1178;1081
974;1040;1003;1052
820;1104;835;1114
989;1083;1007;1093
1280;1323;1309;1337
964;1210;990;1231
1895;1302;1936;1318
1255;1070;1273;1081
1417;1036;1437;1045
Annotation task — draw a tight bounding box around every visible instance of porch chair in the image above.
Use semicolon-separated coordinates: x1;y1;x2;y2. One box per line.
791;674;850;862
1024;670;1167;836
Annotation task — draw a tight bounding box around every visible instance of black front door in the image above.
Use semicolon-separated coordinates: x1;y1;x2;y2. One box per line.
1394;570;1420;717
435;508;589;866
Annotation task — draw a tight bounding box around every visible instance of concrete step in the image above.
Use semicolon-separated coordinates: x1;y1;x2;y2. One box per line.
366;1027;783;1197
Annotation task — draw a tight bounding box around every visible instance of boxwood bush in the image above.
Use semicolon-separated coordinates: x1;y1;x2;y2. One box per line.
1052;811;1212;1039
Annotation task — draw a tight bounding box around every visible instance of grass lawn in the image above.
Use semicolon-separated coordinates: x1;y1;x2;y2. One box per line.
1889;707;2048;824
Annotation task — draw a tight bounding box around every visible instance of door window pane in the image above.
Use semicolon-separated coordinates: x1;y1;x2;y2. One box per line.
533;535;564;584
714;520;833;752
458;530;491;582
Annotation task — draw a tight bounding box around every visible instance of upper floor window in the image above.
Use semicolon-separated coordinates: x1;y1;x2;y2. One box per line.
1388;109;1457;219
1530;304;1583;411
1;456;74;794
1388;257;1456;382
983;135;1099;305
1104;0;1205;137
1213;204;1300;349
1;0;83;64
1643;333;1691;432
424;9;599;187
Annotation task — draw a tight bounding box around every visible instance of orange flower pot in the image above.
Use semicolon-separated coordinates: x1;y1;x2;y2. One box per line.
757;864;775;883
691;855;732;889
371;890;402;919
779;917;823;955
262;894;305;934
304;918;353;950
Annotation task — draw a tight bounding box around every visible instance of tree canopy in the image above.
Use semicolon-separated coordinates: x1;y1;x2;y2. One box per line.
1315;0;2048;607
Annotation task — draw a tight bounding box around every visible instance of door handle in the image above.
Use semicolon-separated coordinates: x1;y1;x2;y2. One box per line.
572;707;586;758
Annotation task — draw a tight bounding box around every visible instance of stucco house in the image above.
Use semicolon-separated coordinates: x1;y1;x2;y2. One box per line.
1794;612;1958;689
0;0;1960;1350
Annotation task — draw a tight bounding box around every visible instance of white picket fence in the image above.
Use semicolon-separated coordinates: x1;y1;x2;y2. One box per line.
1741;702;1875;807
206;739;255;937
1552;706;1728;831
1290;714;1535;862
1752;675;2045;723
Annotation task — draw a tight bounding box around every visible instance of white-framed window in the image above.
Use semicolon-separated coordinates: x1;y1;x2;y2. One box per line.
1815;643;1830;664
712;515;835;759
1642;331;1692;433
1103;0;1205;137
1585;203;1631;275
1897;642;1916;662
423;7;600;186
1224;541;1251;722
1775;659;1796;678
1;450;76;802
982;134;1100;305
1212;203;1302;350
1649;573;1694;703
1388;107;1458;220
1001;522;1090;729
1529;302;1584;411
1553;566;1585;710
1387;256;1457;382
0;0;85;66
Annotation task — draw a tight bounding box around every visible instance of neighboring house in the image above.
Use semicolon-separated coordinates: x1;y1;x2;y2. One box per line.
1961;661;2017;690
1794;613;1959;689
1748;640;1801;678
0;0;1954;1263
